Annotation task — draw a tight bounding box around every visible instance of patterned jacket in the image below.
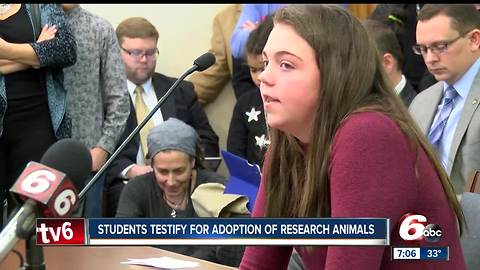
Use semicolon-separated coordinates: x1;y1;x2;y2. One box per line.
63;7;129;153
0;4;77;139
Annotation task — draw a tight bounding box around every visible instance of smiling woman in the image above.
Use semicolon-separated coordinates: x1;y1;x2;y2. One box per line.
116;118;220;219
115;118;245;267
153;150;195;217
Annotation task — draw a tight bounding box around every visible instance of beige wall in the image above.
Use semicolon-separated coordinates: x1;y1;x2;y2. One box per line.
82;4;236;176
82;4;228;77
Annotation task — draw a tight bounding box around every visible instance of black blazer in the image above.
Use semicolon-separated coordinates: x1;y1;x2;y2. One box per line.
400;79;417;107
106;73;219;186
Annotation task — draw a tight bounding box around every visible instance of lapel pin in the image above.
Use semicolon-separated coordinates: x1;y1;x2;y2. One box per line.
473;99;478;105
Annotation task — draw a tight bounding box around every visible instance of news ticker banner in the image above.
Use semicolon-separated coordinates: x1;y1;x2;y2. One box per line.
36;218;389;246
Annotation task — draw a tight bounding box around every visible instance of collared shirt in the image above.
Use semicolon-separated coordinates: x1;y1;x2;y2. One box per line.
437;57;480;169
123;79;164;172
394;74;407;96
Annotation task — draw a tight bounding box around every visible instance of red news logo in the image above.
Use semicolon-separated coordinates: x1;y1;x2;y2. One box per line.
398;213;443;243
11;162;79;217
36;218;85;245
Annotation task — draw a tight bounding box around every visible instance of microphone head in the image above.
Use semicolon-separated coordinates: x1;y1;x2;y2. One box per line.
193;52;216;71
40;139;91;191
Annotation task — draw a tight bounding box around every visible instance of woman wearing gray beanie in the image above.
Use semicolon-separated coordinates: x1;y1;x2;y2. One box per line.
116;118;244;267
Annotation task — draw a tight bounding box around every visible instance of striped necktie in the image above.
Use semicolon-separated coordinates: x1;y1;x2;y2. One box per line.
427;86;458;149
134;85;154;160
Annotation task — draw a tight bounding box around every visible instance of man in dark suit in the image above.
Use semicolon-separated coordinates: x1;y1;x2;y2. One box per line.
105;17;219;217
364;19;417;106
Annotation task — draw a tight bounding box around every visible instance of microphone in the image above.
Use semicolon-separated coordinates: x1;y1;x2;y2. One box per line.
79;52;216;198
0;139;91;263
193;52;216;71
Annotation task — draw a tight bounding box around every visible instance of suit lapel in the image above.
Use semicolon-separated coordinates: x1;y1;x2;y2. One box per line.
152;74;177;119
447;72;480;173
419;84;443;133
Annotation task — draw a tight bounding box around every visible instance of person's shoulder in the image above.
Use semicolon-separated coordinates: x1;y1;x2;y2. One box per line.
403;79;417;95
39;4;60;12
339;111;398;133
153;73;194;89
124;172;155;191
236;89;261;105
79;8;115;32
419;81;442;95
38;4;63;17
332;111;412;160
152;72;170;83
411;81;443;103
239;88;261;100
409;81;443;113
334;111;406;146
66;7;116;39
197;169;227;185
217;4;241;18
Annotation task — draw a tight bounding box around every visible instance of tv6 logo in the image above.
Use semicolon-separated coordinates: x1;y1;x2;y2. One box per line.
36;218;85;245
398;213;442;242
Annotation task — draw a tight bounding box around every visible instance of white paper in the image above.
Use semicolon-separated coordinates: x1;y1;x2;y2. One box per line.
120;256;200;269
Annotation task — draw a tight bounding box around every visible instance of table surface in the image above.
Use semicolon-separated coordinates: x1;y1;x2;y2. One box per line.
1;241;237;270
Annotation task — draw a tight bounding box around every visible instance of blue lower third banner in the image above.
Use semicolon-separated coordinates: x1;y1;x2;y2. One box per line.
87;218;389;246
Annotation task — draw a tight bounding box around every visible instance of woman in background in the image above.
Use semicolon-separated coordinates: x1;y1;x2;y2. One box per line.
0;4;76;224
240;5;465;269
116;118;244;267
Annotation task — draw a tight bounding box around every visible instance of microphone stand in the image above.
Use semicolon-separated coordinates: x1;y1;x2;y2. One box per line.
79;64;198;198
22;235;44;270
0;53;214;268
14;201;43;270
19;64;198;267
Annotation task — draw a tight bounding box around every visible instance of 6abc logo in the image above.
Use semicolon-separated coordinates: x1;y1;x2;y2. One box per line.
398;213;443;242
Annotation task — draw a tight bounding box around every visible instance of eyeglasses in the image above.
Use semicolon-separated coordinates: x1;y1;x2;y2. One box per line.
121;47;159;60
412;35;464;56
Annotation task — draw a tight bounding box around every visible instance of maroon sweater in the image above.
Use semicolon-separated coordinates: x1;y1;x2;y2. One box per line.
240;112;466;270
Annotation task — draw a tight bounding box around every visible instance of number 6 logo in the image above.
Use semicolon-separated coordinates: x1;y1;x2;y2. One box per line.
21;170;56;194
399;214;427;241
54;189;77;216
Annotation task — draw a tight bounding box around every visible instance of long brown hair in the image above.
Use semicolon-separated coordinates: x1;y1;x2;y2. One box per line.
264;5;464;231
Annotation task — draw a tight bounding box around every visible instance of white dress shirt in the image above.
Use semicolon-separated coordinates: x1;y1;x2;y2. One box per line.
394;74;406;96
